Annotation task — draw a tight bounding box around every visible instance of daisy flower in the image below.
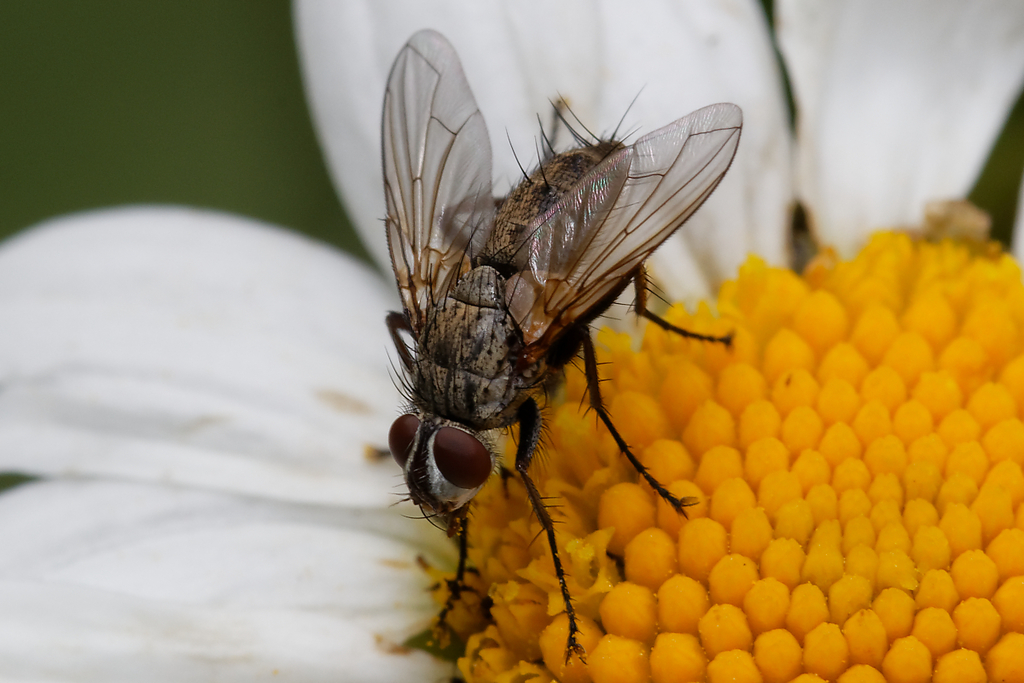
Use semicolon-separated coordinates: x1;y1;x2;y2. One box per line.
3;1;1024;681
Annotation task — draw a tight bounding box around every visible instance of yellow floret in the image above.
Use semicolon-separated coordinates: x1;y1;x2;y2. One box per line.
599;582;657;645
986;527;1024;579
883;332;934;385
682;400;736;456
982;460;1024;507
806;483;839;524
649;633;706;683
982;417;1024;464
829;574;873;625
738;399;782;449
837;664;887;683
819;343;870;388
539;615;603;683
787;582;829;644
753;628;802;683
914;569;959;612
656;574;707;634
717;362;767;417
938;502;983;556
985;633;1024;683
639;439;695;491
623;528;676;591
950;549;998;599
881;636;932;683
730;506;773;561
992;575;1024;632
902;498;938;538
912;371;962;421
764;329;816;386
933;648;986;683
851;304;900;364
910;607;957;658
901;293;956;351
819;421;863;467
872;587;914;641
854;401;894;447
952;597;1000;655
804;621;849;680
598;482;655;556
744;437;790;489
843;608;888;668
771;368;819;416
708;553;758;607
971;485;1014;544
744;577;790;634
966;382;1016;429
698;603;752;658
448;234;1024;683
588;635;649;683
893;400;934;445
818;377;862;426
709;477;756;528
694;445;743;494
938;409;981;448
677;517;727;582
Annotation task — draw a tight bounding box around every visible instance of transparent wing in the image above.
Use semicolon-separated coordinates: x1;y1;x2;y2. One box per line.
505;103;742;348
382;29;495;334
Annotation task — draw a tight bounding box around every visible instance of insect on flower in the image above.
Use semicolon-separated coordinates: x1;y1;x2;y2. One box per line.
383;29;741;659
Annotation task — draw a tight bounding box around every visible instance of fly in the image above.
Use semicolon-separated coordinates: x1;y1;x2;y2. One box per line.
382;29;741;660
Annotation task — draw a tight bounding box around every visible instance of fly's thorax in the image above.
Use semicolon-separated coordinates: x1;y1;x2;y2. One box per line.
413;265;525;426
389;411;499;518
481;141;623;268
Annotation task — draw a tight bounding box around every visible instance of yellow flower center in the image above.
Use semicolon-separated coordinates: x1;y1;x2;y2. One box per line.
441;232;1024;683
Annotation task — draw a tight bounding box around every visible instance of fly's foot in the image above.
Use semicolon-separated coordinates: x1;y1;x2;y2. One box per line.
564;630;588;664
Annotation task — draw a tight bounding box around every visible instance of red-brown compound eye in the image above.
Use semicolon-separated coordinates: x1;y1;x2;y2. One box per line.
433;427;492;490
388;414;420;468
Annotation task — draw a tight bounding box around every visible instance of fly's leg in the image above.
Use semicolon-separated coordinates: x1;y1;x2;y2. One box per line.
433;517;471;646
581;332;699;515
386;311;416;371
632;269;733;346
516;398;587;663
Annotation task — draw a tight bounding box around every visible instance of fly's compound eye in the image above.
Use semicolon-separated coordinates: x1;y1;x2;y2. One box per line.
433;427;492;490
388;414;420;468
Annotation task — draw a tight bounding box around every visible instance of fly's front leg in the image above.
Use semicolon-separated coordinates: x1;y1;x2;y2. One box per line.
515;398;586;663
632;268;733;346
386;311;416;371
581;332;699;515
433;517;471;646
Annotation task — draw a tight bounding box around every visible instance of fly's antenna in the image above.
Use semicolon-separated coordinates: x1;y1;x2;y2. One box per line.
610;88;645;142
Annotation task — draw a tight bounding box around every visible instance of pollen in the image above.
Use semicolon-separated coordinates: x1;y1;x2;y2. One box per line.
450;233;1024;682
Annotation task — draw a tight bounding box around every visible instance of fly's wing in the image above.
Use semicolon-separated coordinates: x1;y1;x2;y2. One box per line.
506;103;742;348
382;29;495;334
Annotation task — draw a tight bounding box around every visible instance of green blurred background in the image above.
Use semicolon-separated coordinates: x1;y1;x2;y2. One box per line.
1;0;1022;260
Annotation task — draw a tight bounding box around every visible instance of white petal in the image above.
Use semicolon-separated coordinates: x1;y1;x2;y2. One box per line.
0;207;408;507
778;0;1024;255
296;0;792;298
0;480;454;682
1014;171;1024;260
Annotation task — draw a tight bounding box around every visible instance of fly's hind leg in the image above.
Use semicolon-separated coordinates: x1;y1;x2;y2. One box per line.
632;268;733;346
515;397;587;663
580;332;699;515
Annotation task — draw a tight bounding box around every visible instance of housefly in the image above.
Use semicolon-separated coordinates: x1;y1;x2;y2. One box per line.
383;29;741;659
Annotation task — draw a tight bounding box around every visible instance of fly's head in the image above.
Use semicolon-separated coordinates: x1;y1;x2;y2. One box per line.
388;411;497;530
